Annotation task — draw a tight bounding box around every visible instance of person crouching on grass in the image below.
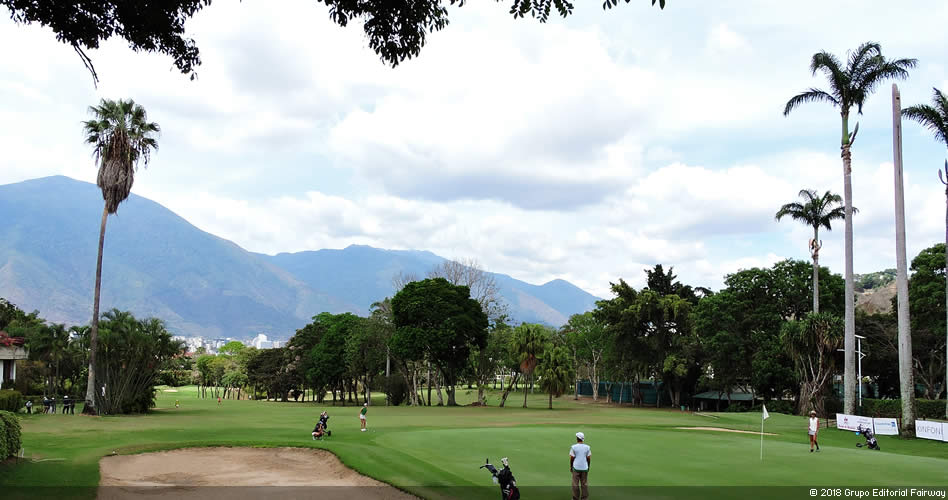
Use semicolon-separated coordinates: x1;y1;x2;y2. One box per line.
808;410;820;452
359;403;368;432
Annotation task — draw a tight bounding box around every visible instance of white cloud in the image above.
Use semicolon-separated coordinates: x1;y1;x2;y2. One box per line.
2;0;948;301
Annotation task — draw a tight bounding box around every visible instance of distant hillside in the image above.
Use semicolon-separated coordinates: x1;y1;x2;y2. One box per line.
854;269;896;293
0;176;600;338
854;269;897;315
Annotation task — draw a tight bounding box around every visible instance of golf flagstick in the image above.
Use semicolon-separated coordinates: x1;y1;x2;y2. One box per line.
760;404;770;460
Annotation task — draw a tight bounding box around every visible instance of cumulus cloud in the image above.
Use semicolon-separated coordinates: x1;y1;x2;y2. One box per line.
2;0;948;301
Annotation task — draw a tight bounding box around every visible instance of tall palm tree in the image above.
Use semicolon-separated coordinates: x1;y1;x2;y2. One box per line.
511;323;548;408
784;42;915;414
80;98;160;414
902;87;948;418
775;189;850;314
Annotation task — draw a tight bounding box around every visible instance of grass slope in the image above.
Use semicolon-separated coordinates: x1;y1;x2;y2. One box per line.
2;386;946;499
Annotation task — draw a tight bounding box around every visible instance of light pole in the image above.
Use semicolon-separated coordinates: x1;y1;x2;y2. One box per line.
839;334;867;408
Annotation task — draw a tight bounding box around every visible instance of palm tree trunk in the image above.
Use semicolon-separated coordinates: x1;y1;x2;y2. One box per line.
812;227;820;314
892;87;916;432
83;205;108;415
841;127;856;415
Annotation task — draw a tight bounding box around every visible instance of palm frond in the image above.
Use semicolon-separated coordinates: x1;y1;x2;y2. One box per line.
810;51;848;98
902;90;948;147
847;42;882;87
854;57;916;113
784;88;839;116
84;98;160;214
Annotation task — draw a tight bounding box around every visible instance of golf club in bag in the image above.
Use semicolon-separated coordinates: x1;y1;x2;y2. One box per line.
855;425;880;450
480;457;520;500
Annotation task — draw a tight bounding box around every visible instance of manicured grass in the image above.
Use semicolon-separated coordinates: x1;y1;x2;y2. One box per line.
2;386;947;499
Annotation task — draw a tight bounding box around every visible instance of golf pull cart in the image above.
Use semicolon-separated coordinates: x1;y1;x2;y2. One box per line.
480;457;520;500
855;425;880;450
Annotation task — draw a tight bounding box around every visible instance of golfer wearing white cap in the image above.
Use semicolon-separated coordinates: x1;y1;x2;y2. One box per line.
569;431;591;500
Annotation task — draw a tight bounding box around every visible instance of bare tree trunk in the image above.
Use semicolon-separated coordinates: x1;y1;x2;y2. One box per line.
499;372;519;407
841;115;856;415
435;372;444;406
591;359;599;401
892;85;916;433
427;362;432;406
812;227;820;314
523;373;530;408
83;206;109;415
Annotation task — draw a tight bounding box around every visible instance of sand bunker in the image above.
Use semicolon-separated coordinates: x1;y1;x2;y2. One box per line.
99;447;417;500
677;426;777;436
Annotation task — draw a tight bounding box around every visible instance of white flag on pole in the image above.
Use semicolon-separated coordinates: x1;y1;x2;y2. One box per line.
760;405;768;460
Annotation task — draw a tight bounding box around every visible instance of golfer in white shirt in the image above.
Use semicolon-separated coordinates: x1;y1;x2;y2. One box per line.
570;431;591;500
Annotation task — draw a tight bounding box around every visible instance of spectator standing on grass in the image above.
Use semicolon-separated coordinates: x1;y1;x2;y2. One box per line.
360;403;368;431
63;395;69;414
570;432;591;500
808;410;820;452
25;399;32;414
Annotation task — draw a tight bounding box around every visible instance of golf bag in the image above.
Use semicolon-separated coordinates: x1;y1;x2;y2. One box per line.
312;414;331;439
857;425;880;450
480;457;520;500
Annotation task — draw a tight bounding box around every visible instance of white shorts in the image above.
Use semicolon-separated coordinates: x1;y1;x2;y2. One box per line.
360;414;366;420
808;430;816;436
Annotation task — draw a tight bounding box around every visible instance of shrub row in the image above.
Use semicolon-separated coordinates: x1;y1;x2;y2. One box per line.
0;390;24;412
0;410;22;459
859;398;947;419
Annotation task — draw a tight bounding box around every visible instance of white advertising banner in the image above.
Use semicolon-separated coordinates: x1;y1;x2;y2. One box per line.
915;420;945;441
872;418;899;435
836;413;874;432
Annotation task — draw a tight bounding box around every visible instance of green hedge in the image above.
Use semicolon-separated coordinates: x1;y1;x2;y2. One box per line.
0;410;20;458
860;398;947;419
0;390;24;412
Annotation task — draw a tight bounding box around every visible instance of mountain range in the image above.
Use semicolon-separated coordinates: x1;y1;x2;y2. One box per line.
0;176;600;339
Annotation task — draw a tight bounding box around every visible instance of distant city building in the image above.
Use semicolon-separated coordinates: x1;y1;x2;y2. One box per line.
251;333;272;349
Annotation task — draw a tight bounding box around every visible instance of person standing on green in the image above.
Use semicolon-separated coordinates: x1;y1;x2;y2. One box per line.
360;403;368;432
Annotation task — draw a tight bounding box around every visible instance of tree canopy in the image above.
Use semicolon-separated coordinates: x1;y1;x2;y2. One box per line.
391;277;488;406
2;0;666;85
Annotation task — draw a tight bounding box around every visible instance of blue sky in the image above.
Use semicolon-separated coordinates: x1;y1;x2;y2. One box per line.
1;1;947;298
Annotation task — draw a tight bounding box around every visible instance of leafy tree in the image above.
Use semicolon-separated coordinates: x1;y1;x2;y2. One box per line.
81;98;160;415
308;313;360;405
391;278;488;406
2;0;667;85
468;317;510;405
345;315;386;404
906;244;947;399
428;258;508;322
784;41;916;414
219;341;245;356
247;347;293;401
782;312;844;416
537;345;574;409
776;189;849;313
562;312;612;401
